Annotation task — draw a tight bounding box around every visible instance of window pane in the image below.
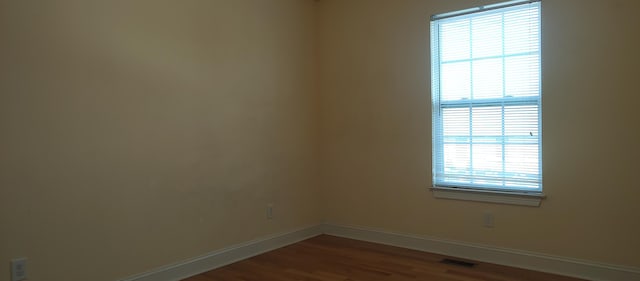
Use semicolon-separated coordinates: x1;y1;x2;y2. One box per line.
505;55;540;97
472;13;503;58
472;58;503;99
505;105;538;139
505;144;539;189
505;144;538;174
444;144;470;180
504;7;540;55
443;108;470;137
441;62;471;101
472;107;502;139
472;144;502;172
440;19;470;61
472;144;503;186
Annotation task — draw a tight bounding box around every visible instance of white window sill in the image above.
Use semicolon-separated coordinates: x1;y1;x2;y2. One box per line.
430;186;545;207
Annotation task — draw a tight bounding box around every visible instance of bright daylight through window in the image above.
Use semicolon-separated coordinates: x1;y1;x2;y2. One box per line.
431;0;542;196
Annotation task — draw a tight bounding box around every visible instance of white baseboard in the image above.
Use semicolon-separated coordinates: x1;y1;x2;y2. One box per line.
118;223;640;281
323;223;640;281
119;224;324;281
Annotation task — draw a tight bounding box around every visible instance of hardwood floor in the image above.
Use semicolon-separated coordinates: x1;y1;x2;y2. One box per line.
183;235;585;281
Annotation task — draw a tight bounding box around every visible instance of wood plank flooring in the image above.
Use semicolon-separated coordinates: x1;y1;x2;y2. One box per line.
183;235;585;281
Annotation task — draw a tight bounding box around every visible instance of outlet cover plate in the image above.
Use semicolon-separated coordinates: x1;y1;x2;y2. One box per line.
11;258;27;281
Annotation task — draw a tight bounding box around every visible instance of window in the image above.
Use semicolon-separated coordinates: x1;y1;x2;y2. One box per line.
430;0;543;204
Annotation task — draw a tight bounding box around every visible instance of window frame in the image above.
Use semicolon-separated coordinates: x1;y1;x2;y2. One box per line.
430;0;545;206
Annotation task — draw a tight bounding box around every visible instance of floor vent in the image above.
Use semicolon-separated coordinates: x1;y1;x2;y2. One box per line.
440;258;476;268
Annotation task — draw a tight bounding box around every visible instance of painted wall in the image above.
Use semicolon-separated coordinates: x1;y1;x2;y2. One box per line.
318;0;640;268
2;0;639;280
0;1;321;280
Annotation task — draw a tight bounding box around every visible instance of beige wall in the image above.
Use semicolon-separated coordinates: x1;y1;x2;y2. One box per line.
0;1;321;280
318;0;640;268
2;0;640;280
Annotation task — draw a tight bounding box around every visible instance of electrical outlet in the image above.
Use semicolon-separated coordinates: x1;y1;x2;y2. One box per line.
266;204;273;219
11;258;27;281
483;212;494;228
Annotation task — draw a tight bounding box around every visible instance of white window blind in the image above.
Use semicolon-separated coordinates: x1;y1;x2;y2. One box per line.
431;0;542;192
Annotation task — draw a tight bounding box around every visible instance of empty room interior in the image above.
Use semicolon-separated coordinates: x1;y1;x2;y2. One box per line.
1;0;639;280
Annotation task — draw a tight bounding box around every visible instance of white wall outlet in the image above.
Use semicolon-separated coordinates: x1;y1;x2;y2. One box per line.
483;212;494;228
266;204;274;219
11;258;27;281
